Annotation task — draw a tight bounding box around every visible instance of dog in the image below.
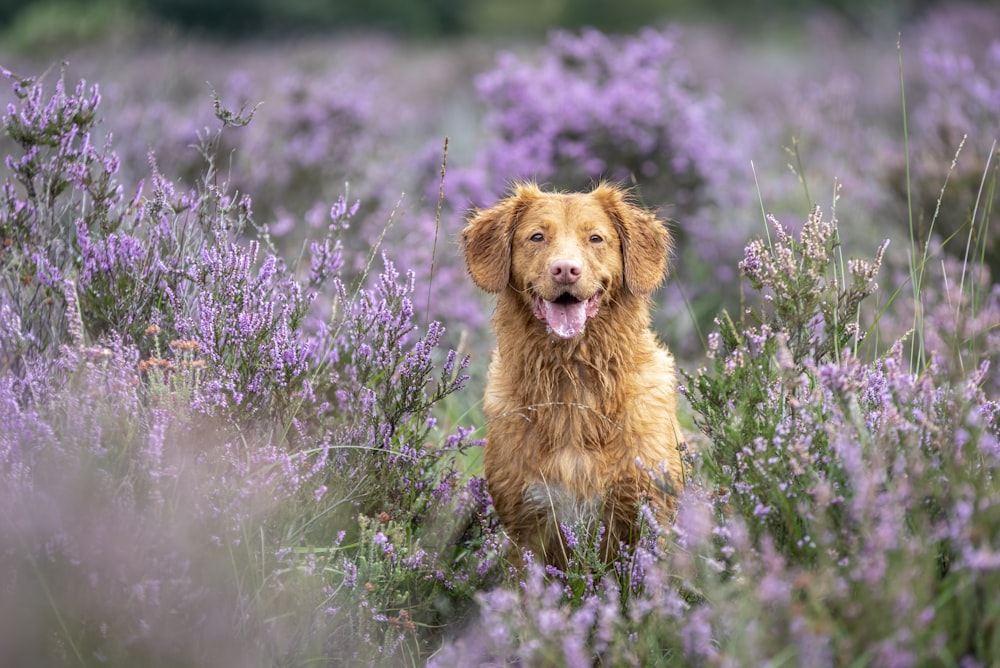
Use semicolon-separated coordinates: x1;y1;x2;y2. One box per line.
462;182;683;567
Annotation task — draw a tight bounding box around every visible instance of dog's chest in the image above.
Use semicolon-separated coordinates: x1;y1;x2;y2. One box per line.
524;447;605;524
546;445;599;487
523;478;603;529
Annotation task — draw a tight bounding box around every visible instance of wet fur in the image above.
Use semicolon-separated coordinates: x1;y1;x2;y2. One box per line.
462;182;683;566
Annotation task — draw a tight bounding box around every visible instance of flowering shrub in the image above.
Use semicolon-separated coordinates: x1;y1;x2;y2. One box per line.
452;27;730;214
878;247;1000;396
681;202;999;664
97;51;381;235
685;203;888;561
0;68;491;665
888;3;1000;275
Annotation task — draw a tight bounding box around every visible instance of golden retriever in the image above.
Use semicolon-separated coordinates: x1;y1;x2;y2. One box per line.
462;182;683;567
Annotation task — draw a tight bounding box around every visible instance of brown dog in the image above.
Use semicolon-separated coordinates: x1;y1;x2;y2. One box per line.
462;182;683;567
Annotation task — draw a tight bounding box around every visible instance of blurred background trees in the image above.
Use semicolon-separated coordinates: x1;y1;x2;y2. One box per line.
0;0;983;42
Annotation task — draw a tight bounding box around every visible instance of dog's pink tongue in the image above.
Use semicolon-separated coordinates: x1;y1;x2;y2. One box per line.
544;299;588;339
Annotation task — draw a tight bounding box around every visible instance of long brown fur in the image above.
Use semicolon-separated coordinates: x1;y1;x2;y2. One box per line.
462;182;683;567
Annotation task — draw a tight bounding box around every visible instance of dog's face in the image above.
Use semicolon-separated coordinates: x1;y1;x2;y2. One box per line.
463;182;672;339
510;194;623;339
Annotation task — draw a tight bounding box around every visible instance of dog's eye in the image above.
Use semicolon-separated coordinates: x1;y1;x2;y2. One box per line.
589;234;604;243
529;233;544;242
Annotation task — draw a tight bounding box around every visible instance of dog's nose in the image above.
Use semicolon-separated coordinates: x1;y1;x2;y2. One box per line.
550;258;582;284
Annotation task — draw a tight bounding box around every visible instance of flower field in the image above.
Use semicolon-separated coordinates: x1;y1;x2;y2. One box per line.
1;4;998;666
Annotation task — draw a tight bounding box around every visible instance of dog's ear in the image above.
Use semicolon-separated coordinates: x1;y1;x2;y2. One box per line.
462;183;540;293
591;182;672;295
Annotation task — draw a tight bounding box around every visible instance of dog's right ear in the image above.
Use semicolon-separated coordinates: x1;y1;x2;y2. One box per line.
462;183;539;293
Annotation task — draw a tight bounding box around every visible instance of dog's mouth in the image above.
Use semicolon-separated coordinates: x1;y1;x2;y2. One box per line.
532;290;603;339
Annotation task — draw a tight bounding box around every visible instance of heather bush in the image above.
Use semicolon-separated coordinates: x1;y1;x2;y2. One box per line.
88;42;489;341
0;67;492;666
102;60;381;239
681;302;1000;663
684;200;889;562
454;27;729;211
2;68;305;413
887;3;1000;275
680;195;999;663
879;246;1000;395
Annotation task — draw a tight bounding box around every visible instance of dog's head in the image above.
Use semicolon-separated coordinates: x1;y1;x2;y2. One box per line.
462;182;672;339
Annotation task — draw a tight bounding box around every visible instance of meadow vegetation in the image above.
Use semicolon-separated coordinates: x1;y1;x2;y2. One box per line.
1;4;998;666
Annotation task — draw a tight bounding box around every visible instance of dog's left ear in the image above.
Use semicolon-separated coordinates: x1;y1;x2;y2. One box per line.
591;182;672;295
462;183;540;293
